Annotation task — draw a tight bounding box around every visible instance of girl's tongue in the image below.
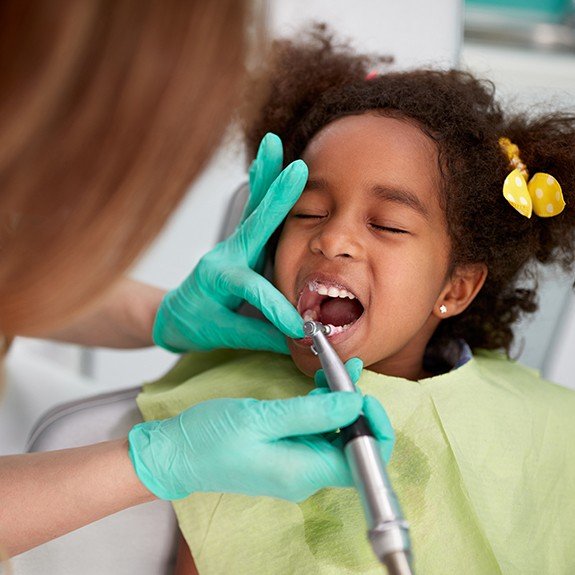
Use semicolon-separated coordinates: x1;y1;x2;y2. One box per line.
319;297;364;327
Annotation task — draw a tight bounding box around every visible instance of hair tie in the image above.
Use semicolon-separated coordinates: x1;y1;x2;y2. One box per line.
499;137;565;218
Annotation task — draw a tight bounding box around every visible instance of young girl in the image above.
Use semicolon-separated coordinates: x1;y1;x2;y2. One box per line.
137;28;575;574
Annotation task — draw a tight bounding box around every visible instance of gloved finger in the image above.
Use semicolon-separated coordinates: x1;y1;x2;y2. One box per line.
287;437;354;500
314;357;364;388
222;267;304;339
236;159;308;260
307;387;330;396
304;387;350;445
363;394;395;463
202;306;292;354
251;392;362;439
244;133;284;221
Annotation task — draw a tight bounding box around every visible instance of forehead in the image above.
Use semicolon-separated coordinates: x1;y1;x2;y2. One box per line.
302;113;441;202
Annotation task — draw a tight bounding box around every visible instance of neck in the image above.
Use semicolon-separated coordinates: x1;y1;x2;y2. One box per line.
368;335;435;381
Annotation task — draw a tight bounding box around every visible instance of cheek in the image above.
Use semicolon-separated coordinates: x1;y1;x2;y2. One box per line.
273;233;296;291
392;243;450;295
418;250;451;296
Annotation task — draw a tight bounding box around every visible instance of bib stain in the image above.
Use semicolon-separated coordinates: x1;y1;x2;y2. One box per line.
301;431;430;571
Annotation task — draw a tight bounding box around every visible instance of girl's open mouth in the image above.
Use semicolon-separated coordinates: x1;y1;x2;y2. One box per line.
296;280;365;337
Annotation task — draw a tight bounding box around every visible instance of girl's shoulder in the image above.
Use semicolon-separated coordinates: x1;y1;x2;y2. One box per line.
473;348;575;408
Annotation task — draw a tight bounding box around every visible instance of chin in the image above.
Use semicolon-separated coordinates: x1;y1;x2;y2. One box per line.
287;338;364;378
287;340;322;377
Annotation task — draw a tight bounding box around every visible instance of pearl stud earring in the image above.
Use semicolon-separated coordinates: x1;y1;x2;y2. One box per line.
439;304;447;315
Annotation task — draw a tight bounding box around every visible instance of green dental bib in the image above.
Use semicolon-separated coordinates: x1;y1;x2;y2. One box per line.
137;350;575;574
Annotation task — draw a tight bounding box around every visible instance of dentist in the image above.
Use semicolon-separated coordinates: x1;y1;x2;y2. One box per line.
0;0;377;557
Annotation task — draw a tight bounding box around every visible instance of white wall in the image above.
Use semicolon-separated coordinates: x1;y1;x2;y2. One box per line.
270;0;462;68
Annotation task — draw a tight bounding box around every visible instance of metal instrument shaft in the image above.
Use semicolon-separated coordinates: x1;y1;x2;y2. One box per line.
304;320;414;575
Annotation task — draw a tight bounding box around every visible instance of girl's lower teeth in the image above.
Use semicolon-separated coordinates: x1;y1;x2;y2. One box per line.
324;324;351;335
301;310;352;335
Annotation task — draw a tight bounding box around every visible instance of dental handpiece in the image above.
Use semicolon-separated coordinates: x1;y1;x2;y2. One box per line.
303;320;414;575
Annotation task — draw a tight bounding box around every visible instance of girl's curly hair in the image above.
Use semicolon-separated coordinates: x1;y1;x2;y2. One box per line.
241;25;575;355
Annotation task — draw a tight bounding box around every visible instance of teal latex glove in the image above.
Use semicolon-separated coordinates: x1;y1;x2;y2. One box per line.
313;357;395;463
128;391;364;502
153;133;307;354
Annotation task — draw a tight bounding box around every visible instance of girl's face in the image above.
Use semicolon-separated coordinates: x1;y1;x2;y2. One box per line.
274;113;453;379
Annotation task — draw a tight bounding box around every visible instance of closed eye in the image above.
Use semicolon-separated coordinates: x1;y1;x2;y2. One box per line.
292;213;325;219
370;224;409;234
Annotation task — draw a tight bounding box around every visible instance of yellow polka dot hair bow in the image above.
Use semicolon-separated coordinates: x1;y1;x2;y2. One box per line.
499;137;565;218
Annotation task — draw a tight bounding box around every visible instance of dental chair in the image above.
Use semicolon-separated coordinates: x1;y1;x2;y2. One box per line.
12;387;178;574
10;180;574;575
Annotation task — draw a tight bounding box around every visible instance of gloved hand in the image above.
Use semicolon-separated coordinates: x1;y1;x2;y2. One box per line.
128;391;364;502
314;357;395;463
153;133;306;354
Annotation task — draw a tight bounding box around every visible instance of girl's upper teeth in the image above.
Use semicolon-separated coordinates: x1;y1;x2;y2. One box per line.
311;281;355;299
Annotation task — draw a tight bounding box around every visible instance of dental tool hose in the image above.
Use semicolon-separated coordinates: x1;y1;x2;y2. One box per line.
304;321;414;575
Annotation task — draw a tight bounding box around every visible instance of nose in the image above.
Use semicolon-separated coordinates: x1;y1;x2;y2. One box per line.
309;216;364;260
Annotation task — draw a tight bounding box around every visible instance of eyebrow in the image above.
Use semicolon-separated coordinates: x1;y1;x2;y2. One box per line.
304;178;430;219
304;177;329;192
370;184;430;219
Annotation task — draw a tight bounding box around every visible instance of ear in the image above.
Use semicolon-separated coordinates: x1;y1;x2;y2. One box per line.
433;264;487;319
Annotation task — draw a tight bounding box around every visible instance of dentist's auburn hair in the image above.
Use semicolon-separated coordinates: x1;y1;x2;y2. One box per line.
242;24;575;355
0;0;260;335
